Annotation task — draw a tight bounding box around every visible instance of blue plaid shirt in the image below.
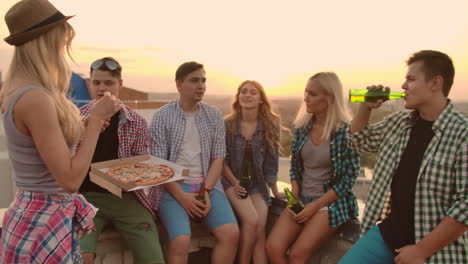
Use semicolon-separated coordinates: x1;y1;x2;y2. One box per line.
290;121;360;227
147;100;226;210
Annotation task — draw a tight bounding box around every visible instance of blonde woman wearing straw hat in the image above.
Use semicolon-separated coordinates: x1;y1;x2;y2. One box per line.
0;0;120;263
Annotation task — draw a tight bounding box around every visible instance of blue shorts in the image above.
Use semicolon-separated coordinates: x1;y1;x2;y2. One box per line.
338;225;396;264
158;183;237;241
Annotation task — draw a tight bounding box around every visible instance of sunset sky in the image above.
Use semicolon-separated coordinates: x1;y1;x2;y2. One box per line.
1;0;467;100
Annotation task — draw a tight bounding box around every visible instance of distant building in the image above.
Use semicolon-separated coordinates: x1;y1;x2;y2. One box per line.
68;72;91;108
119;86;148;101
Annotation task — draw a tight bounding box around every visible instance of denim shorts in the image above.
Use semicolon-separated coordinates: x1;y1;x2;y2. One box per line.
299;195;328;211
158;183;238;240
246;181;263;195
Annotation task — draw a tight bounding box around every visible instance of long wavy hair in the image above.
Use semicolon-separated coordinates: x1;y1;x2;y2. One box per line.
293;72;352;139
0;22;83;147
225;80;283;153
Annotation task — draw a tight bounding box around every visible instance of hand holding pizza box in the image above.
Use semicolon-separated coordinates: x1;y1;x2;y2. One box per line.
90;154;189;198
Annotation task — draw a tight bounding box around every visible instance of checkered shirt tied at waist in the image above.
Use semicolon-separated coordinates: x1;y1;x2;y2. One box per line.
0;190;96;263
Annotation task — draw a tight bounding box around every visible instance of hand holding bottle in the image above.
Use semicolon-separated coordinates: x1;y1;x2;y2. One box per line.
362;85;390;109
179;191;207;219
238;174;250;199
233;178;247;199
284;187;304;216
192;184;211;222
349;85;396;134
295;201;320;223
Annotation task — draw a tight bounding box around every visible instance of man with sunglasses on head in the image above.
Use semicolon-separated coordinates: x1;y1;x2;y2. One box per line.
147;61;239;264
78;57;165;264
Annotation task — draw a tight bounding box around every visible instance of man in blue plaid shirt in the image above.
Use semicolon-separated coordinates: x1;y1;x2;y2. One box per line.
340;50;467;264
148;61;239;264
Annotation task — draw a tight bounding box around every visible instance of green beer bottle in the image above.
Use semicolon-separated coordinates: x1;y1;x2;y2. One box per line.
349;89;405;103
239;140;254;199
192;183;206;223
284;187;304;215
239;173;250;199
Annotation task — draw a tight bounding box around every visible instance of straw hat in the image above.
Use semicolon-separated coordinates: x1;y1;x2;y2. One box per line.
4;0;73;46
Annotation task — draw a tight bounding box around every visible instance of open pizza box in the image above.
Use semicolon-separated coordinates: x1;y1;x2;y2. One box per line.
90;154;189;198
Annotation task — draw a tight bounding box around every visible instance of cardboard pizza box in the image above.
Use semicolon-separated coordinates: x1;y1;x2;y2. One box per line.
90;154;189;198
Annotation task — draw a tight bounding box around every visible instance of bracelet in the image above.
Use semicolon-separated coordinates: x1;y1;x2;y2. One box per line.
205;187;212;195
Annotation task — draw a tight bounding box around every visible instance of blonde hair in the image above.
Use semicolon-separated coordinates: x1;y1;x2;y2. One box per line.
0;22;83;147
225;80;283;153
293;72;352;139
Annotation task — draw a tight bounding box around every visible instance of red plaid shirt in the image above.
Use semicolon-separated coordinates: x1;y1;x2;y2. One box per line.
0;190;96;263
80;102;156;221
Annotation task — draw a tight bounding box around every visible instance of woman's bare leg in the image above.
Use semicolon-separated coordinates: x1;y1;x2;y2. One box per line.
225;187;258;264
265;208;302;264
288;210;337;264
250;193;269;264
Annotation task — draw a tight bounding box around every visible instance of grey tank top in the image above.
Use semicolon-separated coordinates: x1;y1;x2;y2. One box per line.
3;87;63;193
300;138;333;198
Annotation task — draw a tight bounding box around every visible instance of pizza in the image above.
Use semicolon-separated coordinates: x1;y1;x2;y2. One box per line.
106;162;174;186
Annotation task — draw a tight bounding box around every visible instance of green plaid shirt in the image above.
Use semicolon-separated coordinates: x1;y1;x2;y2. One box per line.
290;121;360;227
348;102;467;263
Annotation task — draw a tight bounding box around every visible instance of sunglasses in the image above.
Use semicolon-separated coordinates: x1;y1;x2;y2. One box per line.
91;59;120;71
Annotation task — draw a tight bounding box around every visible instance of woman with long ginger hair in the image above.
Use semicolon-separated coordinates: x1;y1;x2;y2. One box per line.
223;80;285;264
266;72;360;264
0;0;119;262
